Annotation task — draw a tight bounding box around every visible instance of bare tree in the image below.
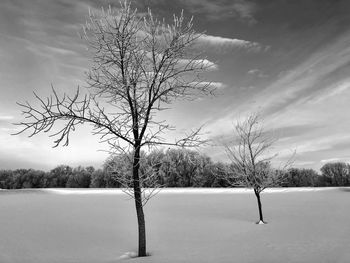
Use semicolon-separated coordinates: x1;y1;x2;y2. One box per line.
15;1;212;257
222;113;292;224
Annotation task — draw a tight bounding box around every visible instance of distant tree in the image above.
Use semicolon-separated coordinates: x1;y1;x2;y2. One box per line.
136;149;165;188
85;166;95;174
221;113;292;224
104;150;163;200
15;2;211;256
320;162;350;186
0;170;14;189
163;149;216;187
211;162;231;187
283;168;319;187
45;165;72;188
90;169;104;188
105;148;217;188
192;154;215;187
12;169;30;189
22;169;46;188
161;148;201;187
89;169;112;188
66;166;92;188
104;153;132;188
160;149;180;187
1;169;46;189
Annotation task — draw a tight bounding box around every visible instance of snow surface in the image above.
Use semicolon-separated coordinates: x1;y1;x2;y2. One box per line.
44;187;335;195
0;187;349;263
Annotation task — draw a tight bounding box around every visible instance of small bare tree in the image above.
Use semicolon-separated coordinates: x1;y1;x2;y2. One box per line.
15;1;212;257
223;113;291;224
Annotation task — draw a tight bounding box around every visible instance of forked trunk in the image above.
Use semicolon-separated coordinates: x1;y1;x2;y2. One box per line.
133;146;147;257
254;189;264;224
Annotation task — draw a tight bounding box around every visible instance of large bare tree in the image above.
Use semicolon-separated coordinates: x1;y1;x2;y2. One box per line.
222;114;292;224
15;2;212;257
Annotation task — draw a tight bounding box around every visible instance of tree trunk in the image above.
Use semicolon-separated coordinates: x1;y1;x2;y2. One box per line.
133;146;147;257
254;189;264;223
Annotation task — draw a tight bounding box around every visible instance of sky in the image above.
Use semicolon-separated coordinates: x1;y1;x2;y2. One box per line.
1;0;350;171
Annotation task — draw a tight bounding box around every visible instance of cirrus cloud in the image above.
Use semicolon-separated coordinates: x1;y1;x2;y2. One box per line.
195;34;266;53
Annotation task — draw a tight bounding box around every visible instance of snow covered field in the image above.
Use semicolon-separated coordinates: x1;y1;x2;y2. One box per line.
0;188;349;263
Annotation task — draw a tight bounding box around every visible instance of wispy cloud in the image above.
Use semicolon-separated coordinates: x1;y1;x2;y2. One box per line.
253;30;350;115
190;81;227;90
293;161;316;167
320;157;350;163
196;34;264;53
307;79;350;104
178;58;219;71
247;69;268;78
207;82;227;89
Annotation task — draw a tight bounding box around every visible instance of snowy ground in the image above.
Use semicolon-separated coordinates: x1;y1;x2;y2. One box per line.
0;187;349;263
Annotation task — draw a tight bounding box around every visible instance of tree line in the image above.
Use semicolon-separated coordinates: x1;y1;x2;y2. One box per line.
1;149;349;189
